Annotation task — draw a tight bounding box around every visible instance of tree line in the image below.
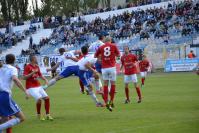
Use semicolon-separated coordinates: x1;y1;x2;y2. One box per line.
0;0;114;23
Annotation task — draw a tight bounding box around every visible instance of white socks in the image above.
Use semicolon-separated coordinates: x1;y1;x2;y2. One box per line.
0;118;20;130
88;89;99;104
48;79;57;88
91;78;102;91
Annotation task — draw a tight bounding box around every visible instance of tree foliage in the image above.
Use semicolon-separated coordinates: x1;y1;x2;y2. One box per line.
0;0;116;22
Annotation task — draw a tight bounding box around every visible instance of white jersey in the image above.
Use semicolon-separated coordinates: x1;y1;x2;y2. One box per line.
58;50;77;68
0;64;18;94
89;40;104;52
78;54;97;71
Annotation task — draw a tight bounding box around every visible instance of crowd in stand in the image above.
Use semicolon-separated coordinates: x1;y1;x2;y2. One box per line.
0;24;39;54
19;0;199;56
47;0;199;47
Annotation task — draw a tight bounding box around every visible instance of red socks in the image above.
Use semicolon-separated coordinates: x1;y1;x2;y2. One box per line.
36;100;41;114
79;79;84;93
44;98;50;114
136;87;142;99
141;78;145;85
103;86;108;104
6;128;12;133
125;87;129;100
110;85;116;102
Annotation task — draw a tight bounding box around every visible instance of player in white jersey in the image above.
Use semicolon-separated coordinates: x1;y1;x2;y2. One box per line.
45;48;81;88
78;46;104;107
0;54;29;133
89;35;105;52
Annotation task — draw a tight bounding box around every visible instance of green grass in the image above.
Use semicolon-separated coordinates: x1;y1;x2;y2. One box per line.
11;72;199;133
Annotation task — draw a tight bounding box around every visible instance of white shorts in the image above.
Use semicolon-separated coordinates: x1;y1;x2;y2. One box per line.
101;67;117;81
124;74;138;83
140;71;147;77
26;86;48;101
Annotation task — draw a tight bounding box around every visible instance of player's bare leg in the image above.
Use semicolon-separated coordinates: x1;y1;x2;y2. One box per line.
124;83;130;104
134;83;142;103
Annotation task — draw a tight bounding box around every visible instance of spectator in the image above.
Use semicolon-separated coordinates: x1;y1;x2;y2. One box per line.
29;36;33;48
187;50;196;58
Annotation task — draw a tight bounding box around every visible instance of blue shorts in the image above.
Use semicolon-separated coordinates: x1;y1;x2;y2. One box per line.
87;70;93;78
59;65;79;78
78;70;91;87
95;62;102;73
0;91;21;117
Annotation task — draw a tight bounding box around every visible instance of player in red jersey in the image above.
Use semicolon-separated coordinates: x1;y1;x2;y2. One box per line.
120;46;142;104
95;37;120;111
23;55;53;121
139;55;150;87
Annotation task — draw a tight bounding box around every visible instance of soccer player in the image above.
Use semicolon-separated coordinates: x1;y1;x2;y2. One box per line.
0;54;29;133
139;55;150;87
95;37;120;111
120;46;142;104
78;46;103;107
46;48;80;88
23;55;53;121
89;35;105;73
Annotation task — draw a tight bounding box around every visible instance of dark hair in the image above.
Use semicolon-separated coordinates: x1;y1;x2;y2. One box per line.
29;54;36;62
81;46;88;55
5;54;15;64
59;48;65;54
99;35;104;40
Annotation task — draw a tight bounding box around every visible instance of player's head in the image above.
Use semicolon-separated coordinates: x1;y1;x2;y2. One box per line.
29;54;38;64
190;50;193;53
81;46;89;55
5;54;15;65
124;46;130;54
104;36;112;43
99;35;105;41
59;48;65;55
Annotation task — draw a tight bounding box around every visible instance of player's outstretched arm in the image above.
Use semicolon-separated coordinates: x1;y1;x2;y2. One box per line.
85;62;99;79
13;76;30;99
40;75;49;85
65;56;79;62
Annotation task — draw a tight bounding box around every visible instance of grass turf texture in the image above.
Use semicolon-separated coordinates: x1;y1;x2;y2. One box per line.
12;72;199;133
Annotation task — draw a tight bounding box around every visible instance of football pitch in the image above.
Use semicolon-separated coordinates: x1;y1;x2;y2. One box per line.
12;72;199;133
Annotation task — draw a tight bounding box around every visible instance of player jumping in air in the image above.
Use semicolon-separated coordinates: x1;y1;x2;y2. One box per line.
139;55;150;87
95;37;120;111
46;48;80;88
0;54;29;133
120;46;142;104
23;55;53;121
78;46;104;107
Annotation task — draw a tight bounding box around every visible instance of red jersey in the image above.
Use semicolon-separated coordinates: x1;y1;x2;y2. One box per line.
23;64;42;89
121;53;138;75
139;60;150;72
95;42;120;68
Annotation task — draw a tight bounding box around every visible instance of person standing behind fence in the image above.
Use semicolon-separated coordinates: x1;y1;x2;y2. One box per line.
29;36;33;49
188;50;196;58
